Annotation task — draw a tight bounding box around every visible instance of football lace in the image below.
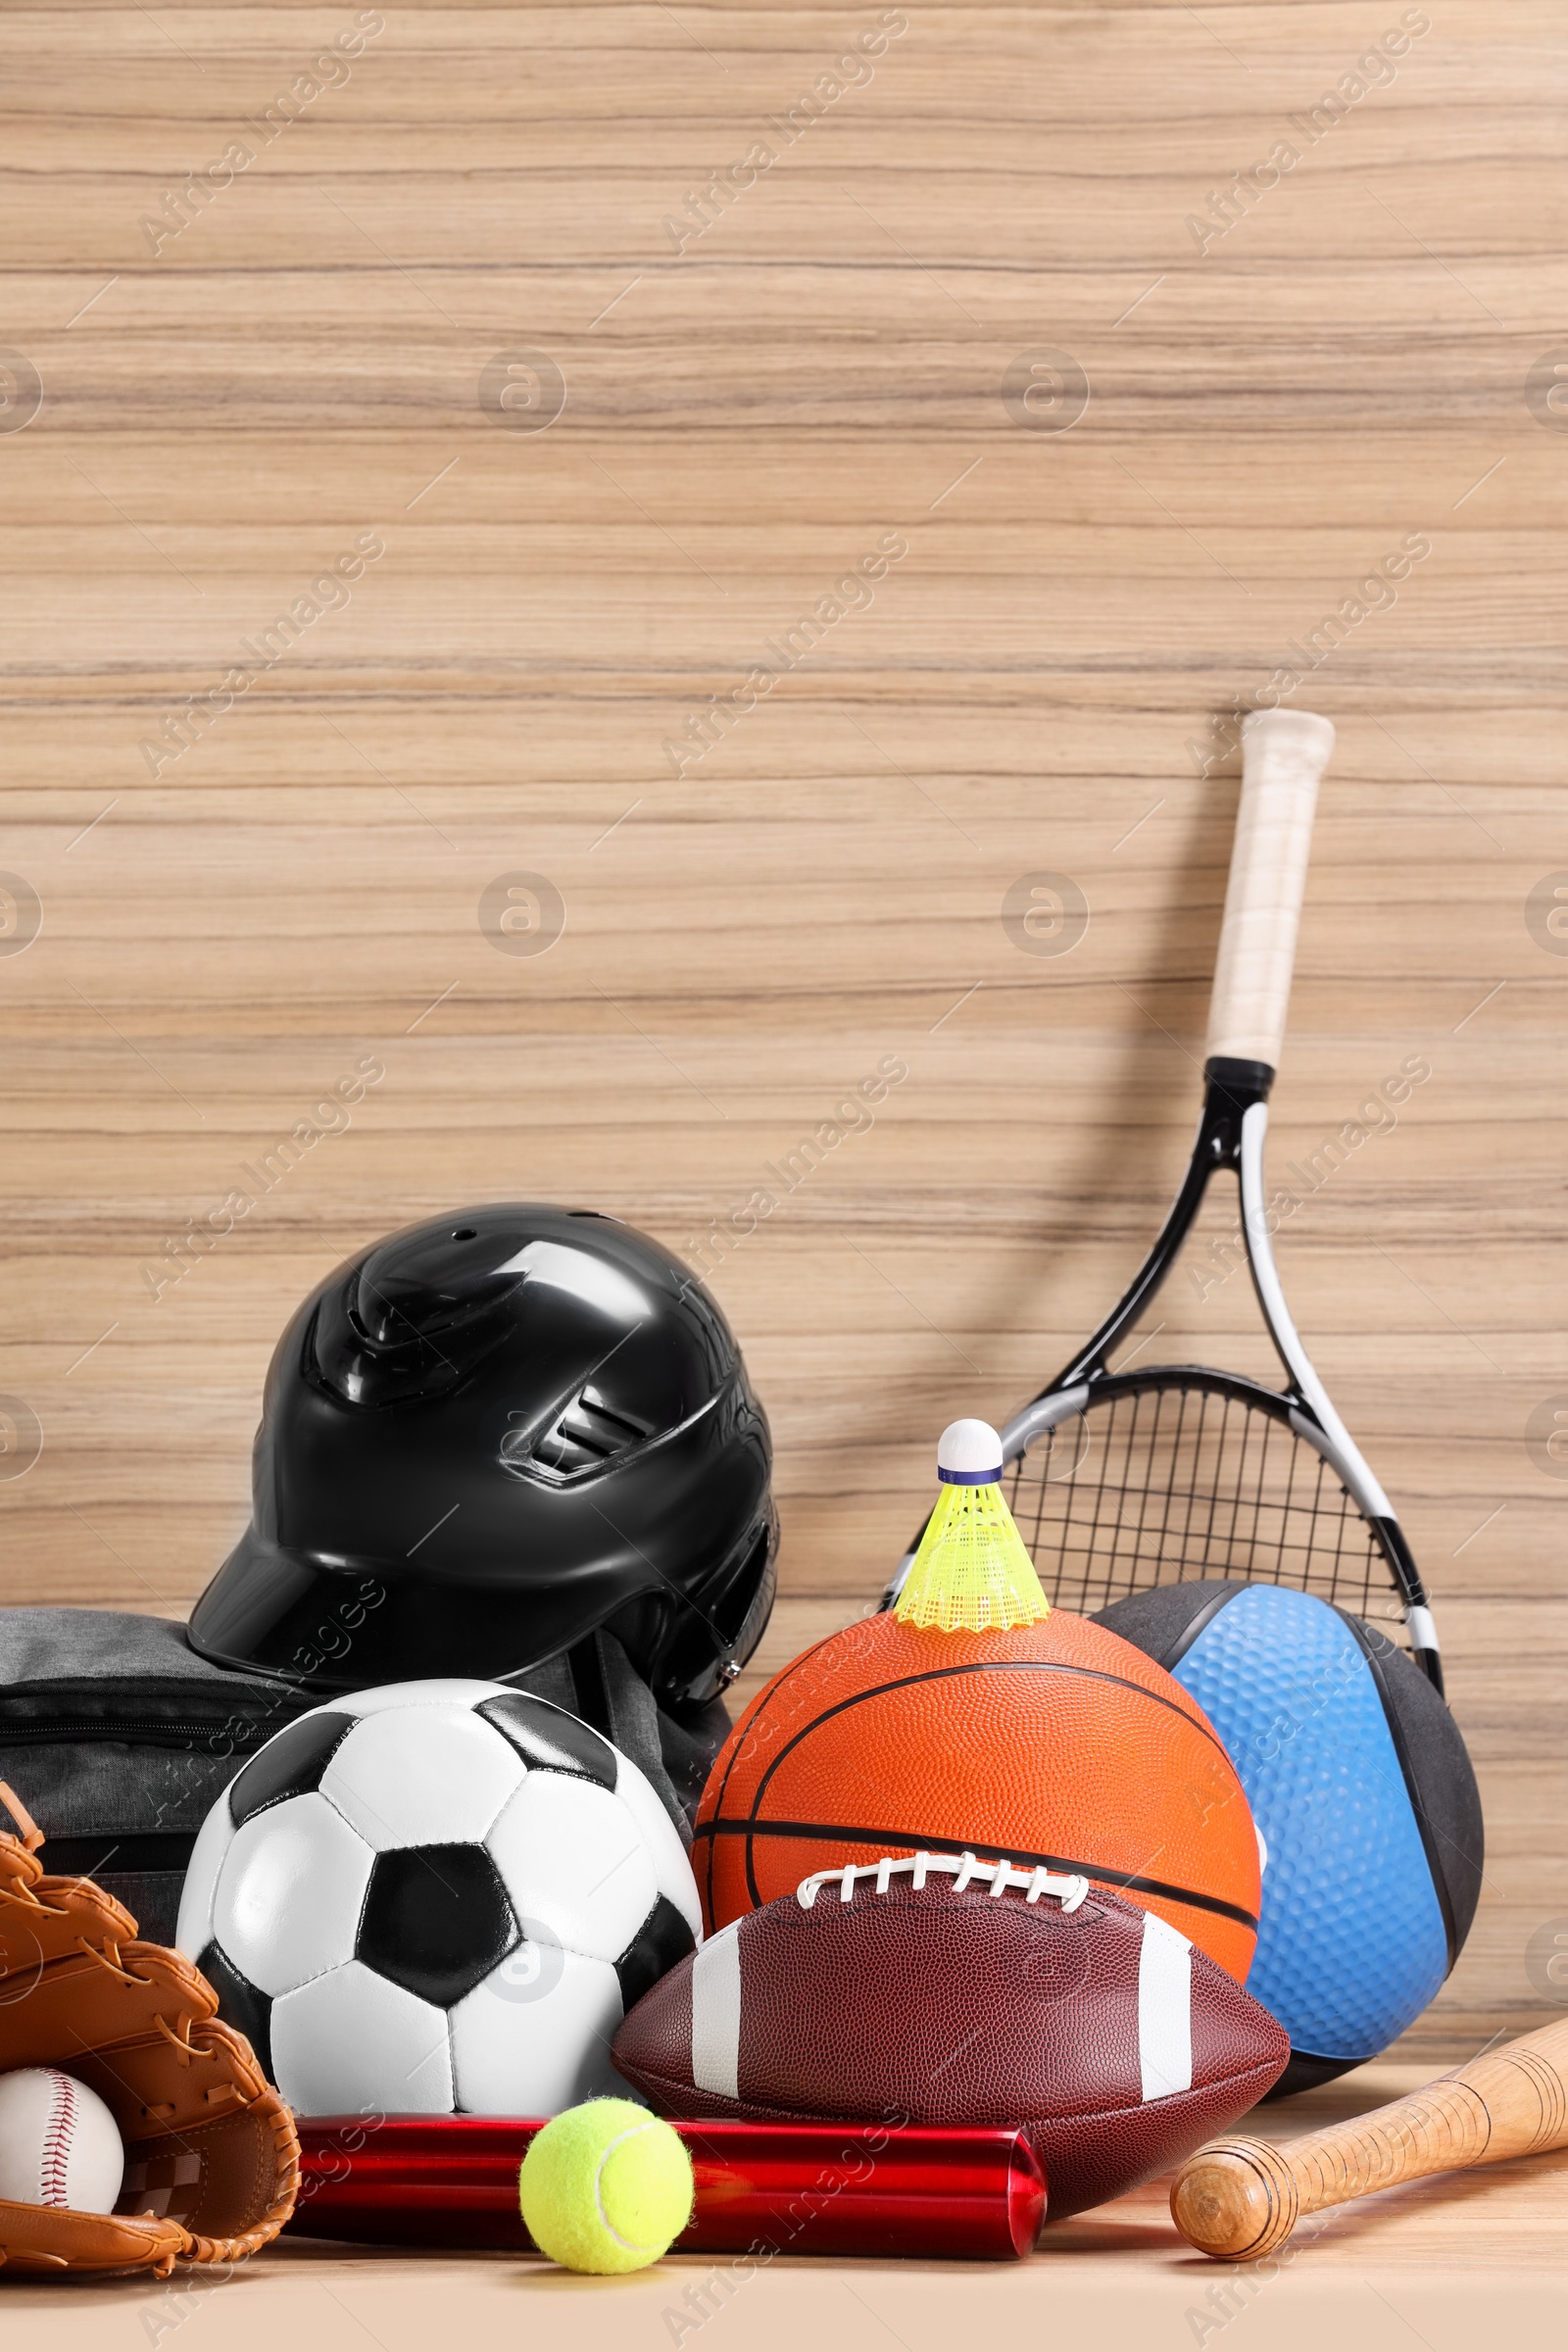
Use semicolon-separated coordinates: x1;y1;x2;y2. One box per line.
796;1850;1090;1912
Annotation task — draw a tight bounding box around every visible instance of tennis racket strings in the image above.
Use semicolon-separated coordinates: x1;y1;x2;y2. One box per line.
1002;1381;1392;1625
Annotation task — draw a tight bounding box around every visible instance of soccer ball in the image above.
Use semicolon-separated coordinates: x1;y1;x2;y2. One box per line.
175;1680;702;2117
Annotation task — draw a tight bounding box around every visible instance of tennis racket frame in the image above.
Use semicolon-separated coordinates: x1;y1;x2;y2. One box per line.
983;1056;1441;1690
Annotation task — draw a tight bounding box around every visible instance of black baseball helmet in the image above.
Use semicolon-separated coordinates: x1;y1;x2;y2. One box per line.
188;1205;777;1709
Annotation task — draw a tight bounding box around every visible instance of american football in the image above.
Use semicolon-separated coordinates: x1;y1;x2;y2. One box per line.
175;1681;702;2118
612;1849;1290;2219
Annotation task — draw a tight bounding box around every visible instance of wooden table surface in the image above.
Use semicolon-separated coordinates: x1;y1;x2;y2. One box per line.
2;0;1565;2328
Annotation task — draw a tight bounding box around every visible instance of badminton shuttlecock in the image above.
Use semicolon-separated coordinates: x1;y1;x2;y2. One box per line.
894;1418;1051;1634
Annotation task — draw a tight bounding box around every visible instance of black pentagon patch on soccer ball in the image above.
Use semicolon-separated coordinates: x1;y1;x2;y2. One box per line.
613;1893;697;2013
477;1691;617;1790
360;1843;519;2008
198;1940;274;2082
228;1711;357;1828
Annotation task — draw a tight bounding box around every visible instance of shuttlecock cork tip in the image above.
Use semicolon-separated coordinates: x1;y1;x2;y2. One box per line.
896;1417;1049;1634
936;1419;1003;1484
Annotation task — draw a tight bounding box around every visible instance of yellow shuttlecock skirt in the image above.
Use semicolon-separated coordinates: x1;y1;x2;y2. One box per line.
894;1478;1051;1633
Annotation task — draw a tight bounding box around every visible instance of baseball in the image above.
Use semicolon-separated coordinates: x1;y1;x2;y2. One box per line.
0;2068;124;2216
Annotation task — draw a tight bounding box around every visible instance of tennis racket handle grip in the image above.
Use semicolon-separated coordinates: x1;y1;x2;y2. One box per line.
1170;2015;1568;2260
1205;709;1336;1069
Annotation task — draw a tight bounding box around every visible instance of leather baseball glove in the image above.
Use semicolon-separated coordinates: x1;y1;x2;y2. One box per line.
0;1783;298;2278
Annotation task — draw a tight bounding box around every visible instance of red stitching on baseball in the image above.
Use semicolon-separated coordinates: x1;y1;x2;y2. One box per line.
40;2070;76;2207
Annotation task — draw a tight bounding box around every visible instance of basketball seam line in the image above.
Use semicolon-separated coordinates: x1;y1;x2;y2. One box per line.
691;1820;1259;1932
743;1654;1232;1828
722;1652;1236;1913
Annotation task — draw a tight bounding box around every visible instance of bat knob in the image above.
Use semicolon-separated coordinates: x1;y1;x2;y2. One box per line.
1169;2136;1300;2261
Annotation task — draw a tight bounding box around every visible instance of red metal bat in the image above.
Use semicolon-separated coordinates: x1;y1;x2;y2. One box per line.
289;2115;1044;2262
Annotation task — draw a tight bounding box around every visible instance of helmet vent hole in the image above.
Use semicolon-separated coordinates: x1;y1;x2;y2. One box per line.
501;1387;654;1483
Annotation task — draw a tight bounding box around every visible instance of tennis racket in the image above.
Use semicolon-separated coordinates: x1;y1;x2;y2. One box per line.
885;709;1442;1691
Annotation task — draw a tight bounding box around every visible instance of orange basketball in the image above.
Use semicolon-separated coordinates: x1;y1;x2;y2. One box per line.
694;1608;1261;1980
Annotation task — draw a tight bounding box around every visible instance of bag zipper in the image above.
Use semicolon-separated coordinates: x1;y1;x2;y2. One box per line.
0;1713;303;1751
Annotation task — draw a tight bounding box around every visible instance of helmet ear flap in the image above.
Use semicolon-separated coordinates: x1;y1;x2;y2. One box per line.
625;1508;779;1711
737;1531;778;1642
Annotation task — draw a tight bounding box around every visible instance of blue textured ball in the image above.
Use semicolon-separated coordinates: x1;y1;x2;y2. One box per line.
1096;1584;1483;2094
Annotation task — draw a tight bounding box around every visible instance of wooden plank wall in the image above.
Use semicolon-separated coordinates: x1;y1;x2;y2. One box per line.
1;1;1563;2062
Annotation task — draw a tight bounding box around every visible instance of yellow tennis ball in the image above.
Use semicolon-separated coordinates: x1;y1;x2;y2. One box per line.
518;2099;694;2276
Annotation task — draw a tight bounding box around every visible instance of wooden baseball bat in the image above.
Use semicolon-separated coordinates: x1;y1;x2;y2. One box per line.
1170;2014;1568;2260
